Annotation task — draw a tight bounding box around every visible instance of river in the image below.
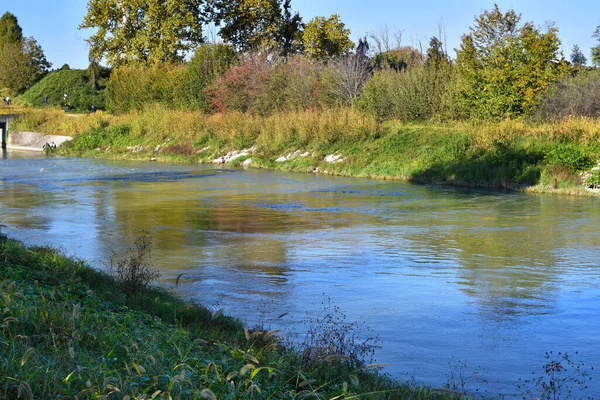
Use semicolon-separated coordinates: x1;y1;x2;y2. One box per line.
1;151;599;398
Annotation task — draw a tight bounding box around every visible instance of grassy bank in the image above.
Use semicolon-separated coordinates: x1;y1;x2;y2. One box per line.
1;233;464;399
11;107;600;195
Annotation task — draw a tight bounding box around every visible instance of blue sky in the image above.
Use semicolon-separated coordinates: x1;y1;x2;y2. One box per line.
2;0;599;69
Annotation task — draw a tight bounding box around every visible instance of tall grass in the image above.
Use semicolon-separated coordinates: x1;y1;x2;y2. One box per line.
11;106;600;194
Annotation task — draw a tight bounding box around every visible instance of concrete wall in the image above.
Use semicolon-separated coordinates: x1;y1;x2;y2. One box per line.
7;131;73;152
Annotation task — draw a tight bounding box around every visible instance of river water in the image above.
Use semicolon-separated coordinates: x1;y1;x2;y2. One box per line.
1;151;599;397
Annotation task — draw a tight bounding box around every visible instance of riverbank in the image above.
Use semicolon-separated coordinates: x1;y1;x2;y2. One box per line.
1;233;468;399
11;107;600;195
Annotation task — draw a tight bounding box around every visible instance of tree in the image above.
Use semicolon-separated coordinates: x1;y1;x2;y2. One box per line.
302;15;354;62
211;0;302;55
0;37;51;94
0;12;23;49
425;36;448;68
570;44;587;67
454;4;569;119
592;24;600;67
371;46;422;71
80;0;206;66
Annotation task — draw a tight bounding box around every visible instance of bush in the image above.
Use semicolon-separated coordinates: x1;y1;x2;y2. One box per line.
544;143;595;172
536;69;600;120
175;43;238;112
106;63;186;113
109;234;160;296
20;68;108;112
300;297;380;370
358;64;453;122
206;54;274;114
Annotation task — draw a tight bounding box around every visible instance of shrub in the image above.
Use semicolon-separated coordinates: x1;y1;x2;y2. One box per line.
536;69;600;120
106;63;186;113
544;143;594;172
175;43;238;112
358;64;453;122
300;297;380;370
109;234;160;296
586;170;600;188
206;54;273;113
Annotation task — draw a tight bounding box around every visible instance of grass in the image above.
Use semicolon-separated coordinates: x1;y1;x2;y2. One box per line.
10;106;600;195
1;233;468;399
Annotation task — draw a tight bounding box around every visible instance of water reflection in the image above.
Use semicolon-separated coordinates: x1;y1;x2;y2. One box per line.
1;155;599;397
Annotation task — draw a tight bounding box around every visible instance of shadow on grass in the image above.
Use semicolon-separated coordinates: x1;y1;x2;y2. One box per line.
410;142;545;189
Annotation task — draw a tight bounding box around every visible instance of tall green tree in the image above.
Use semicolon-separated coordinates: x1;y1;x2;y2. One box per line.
0;37;51;94
592;25;600;66
0;12;23;49
302;14;354;62
454;4;569;119
570;44;587;67
425;36;449;68
80;0;206;66
211;0;302;55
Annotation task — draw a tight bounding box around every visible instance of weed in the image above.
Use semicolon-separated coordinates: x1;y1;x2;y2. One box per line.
517;351;594;400
109;233;160;296
299;296;381;370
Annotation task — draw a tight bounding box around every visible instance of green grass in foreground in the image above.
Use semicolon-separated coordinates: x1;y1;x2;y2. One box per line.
0;234;464;399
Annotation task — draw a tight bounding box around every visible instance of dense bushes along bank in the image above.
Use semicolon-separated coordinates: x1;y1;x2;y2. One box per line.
13;107;600;195
0;233;471;399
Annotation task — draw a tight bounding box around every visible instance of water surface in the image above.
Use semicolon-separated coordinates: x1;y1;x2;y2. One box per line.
1;151;599;397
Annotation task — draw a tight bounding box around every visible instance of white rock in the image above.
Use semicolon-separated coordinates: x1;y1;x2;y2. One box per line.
324;154;343;163
276;156;287;162
229;152;249;161
300;152;310;157
243;158;252;167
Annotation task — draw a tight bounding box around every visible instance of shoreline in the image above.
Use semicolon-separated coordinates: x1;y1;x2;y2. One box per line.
0;233;465;399
10;107;600;197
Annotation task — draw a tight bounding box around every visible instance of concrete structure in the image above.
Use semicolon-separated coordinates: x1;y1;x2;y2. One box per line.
0;114;18;150
0;114;72;151
7;131;73;151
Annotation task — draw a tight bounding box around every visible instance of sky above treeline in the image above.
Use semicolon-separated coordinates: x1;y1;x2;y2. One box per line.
3;0;599;69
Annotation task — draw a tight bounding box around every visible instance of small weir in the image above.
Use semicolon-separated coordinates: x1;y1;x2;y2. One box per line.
1;114;72;151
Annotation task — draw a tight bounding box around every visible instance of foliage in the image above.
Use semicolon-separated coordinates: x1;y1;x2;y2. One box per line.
454;4;569;120
359;63;453;122
106;63;186;113
592;25;600;67
21;68;107;112
176;43;238;111
425;37;449;68
207;54;273;113
110;234;161;295
0;12;23;48
0;37;51;95
303;14;354;62
544;143;594;172
585;169;600;188
570;44;587;67
0;12;50;94
211;0;303;55
80;0;205;66
371;46;422;71
536;69;600;120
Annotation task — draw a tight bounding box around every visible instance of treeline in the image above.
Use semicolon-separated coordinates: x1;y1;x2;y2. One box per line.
4;1;600;124
96;3;600;123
